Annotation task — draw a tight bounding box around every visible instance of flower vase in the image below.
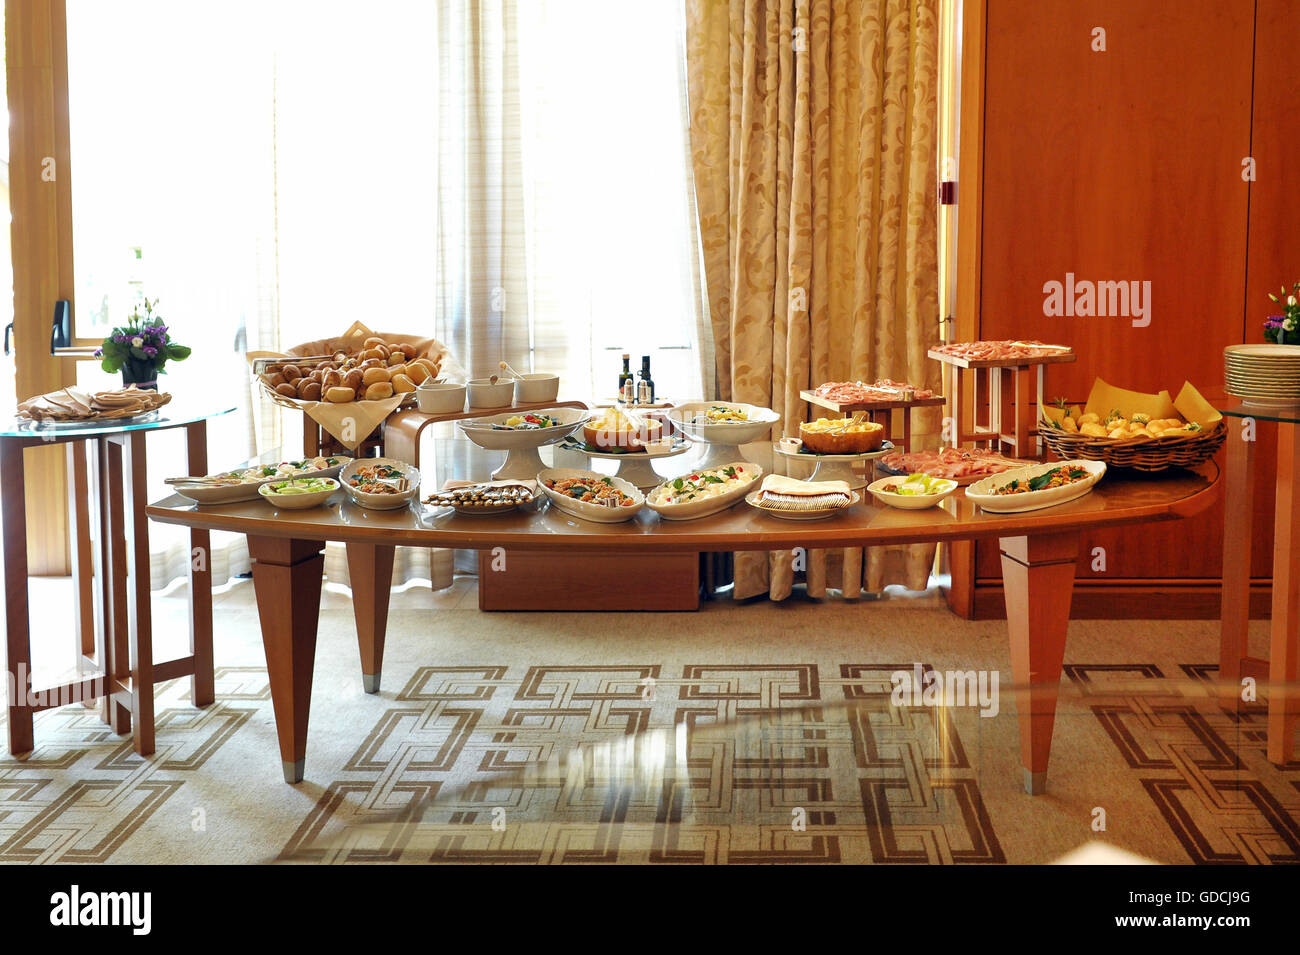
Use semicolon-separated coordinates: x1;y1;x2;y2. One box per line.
121;357;160;390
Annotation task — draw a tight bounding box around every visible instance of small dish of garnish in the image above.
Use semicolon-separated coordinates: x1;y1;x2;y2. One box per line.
866;472;958;510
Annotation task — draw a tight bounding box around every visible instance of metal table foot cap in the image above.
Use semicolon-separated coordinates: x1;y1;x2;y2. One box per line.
282;759;305;784
362;672;381;694
1024;769;1047;795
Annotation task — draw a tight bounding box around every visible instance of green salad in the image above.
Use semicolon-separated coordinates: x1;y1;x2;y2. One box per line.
265;478;336;495
884;473;955;496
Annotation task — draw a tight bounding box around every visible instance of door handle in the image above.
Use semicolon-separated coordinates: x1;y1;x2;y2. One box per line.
3;322;12;357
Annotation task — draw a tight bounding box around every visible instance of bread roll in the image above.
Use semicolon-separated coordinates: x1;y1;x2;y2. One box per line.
281;364;301;381
362;367;391;386
342;370;364;391
363;337;385;349
387;363;407;380
375;343;391;359
275;382;298;398
325;386;355;403
308;369;324;382
300;381;323;401
398;343;416;360
360;348;383;362
294;378;314;398
387;352;404;366
268;372;287;388
260;373;278;389
406;363;430;384
364;381;394;400
359;358;381;371
390;373;416;394
323;370;343;389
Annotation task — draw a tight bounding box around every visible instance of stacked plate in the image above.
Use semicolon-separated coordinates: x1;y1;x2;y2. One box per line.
1225;344;1300;408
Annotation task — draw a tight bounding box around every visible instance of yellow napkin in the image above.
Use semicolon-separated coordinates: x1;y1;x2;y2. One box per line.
1083;377;1180;420
298;395;404;451
1173;381;1222;429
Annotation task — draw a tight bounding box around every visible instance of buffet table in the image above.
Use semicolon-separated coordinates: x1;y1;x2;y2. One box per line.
146;460;1219;792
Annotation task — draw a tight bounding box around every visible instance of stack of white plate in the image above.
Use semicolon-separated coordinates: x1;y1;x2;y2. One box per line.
1224;344;1300;408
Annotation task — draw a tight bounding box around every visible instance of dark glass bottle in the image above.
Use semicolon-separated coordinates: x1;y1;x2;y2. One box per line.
639;355;655;403
618;354;632;396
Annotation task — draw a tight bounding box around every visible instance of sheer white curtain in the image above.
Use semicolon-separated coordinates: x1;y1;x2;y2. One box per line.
66;0;709;590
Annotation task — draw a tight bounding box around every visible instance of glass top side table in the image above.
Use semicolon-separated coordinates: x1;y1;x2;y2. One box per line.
1;402;234;757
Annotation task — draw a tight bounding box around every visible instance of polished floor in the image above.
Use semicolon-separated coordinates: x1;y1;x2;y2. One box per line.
1;576;1296;864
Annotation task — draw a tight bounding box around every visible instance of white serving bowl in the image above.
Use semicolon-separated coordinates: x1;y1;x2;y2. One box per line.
513;373;560;404
536;467;644;523
457;407;590;451
644;462;763;521
416;381;466;414
257;477;340;510
965;459;1106;514
340;458;422;510
668;400;781;445
866;474;958;510
467;378;516;409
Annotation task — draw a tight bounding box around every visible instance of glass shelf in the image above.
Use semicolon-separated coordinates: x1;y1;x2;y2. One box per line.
0;403;235;440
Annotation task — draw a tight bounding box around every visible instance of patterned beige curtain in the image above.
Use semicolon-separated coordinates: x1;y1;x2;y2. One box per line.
687;0;941;600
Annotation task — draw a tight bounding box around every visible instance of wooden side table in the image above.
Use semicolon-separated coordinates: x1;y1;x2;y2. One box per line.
930;348;1076;458
1217;401;1299;764
2;405;231;756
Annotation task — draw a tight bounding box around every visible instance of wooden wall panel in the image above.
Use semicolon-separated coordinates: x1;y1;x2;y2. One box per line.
972;0;1255;588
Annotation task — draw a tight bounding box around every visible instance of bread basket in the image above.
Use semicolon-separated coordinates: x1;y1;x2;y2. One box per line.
1039;418;1226;472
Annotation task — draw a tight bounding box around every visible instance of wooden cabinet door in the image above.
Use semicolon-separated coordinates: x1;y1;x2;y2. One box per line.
975;0;1255;585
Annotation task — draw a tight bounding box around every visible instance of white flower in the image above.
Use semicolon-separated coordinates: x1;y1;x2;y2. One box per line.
1285;317;1296;332
1290;295;1298;307
131;336;144;347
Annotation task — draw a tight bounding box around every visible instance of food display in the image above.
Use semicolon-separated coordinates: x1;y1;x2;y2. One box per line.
798;415;885;454
347;463;409;494
644;463;763;521
257;337;441;404
544;474;639;508
965;459;1106;514
866;472;958;510
205;456;350;485
994;464;1091;495
582;408;663;450
878;447;1031;483
339;458;421;510
703;405;749;422
811;379;936;403
257;477;340;510
536;468;645;523
492;413;562;430
748;474;856;519
17;385;171;422
425;482;535;514
930;340;1073;363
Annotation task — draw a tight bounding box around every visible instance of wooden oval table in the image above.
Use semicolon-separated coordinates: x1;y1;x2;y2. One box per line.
147;464;1220;791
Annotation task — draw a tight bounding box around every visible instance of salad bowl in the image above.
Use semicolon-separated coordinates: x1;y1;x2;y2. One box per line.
257;477;340;510
644;462;763;520
459;408;591;480
866;473;958;510
340;458;422;510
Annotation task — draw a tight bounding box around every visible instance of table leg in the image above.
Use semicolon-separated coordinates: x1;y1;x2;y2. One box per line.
1219;418;1256;708
185;422;215;707
345;542;395;693
104;439;133;737
67;442;96;664
1000;532;1079;795
121;433;156;755
988;368;1002;449
249;535;324;783
1014;366;1032;458
1269;425;1300;765
2;440;34;755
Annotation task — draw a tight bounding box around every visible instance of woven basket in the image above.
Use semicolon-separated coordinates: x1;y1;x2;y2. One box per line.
1039;418;1226;472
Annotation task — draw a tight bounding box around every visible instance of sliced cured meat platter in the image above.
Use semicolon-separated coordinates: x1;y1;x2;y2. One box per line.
874;447;1036;485
927;340;1076;368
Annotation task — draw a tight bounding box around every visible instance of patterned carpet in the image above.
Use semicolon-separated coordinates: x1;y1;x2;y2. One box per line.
1;579;1297;864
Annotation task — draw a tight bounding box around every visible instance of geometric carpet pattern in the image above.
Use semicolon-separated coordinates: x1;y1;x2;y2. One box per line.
278;662;1300;865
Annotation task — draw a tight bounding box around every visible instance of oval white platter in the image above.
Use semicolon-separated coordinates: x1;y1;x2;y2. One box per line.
964;459;1106;513
536;468;645;523
644;463;763;521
